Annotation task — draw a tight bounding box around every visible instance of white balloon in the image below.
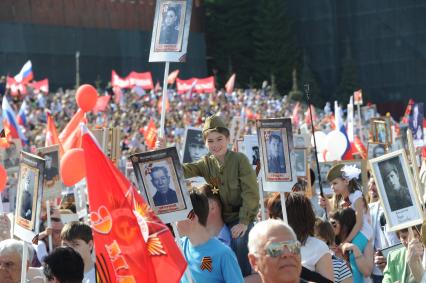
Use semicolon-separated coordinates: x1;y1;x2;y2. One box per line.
325;130;348;158
312;131;327;153
325;149;341;161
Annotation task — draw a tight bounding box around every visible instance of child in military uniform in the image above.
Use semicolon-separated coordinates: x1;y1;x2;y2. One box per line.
158;115;259;276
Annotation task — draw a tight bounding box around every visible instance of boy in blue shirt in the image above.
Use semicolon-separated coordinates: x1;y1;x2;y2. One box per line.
177;190;243;283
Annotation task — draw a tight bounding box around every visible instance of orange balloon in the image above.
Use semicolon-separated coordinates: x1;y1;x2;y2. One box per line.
75;84;98;112
0;165;7;193
60;149;86;186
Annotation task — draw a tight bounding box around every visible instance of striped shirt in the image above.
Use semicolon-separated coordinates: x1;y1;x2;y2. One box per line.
332;255;352;283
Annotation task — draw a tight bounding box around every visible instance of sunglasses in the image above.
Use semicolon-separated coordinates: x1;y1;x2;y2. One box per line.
187;209;195;220
330;220;337;228
265;240;301;258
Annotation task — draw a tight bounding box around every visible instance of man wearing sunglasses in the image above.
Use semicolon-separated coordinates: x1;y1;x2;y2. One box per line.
248;219;305;283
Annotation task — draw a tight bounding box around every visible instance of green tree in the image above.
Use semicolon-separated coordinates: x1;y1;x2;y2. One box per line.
335;42;359;103
204;0;257;88
252;0;300;94
288;69;303;101
300;52;323;107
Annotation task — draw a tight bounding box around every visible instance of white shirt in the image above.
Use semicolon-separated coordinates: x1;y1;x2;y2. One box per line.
349;190;373;240
301;236;330;271
83;267;96;283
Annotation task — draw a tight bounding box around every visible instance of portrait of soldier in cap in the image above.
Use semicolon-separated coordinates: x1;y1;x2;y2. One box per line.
183;129;208;163
266;131;286;174
379;159;412;211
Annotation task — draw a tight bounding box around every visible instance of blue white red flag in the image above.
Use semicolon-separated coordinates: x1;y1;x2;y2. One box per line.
2;96;28;143
17;100;28;127
14;60;33;84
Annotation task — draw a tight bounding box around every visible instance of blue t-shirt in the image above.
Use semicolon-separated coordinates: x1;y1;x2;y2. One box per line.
217;224;231;247
181;237;243;283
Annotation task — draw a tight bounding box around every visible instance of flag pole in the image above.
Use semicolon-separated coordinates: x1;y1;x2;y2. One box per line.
159;62;170;138
304;84;327;218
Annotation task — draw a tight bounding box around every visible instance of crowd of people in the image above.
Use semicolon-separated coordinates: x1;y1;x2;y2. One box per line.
1;83;426;283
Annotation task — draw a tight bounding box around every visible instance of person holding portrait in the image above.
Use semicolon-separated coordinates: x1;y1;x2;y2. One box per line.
380;161;412;211
150;166;178;206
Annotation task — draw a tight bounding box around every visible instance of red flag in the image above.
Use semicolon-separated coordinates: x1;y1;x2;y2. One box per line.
108;154;187;283
176;77;215;94
292;102;300;127
59;109;86;152
93;95;111;114
167;69;180;85
225;73;236;94
46;112;64;156
353;135;367;159
402;99;415;124
30;78;49;94
305;105;317;125
82;132;157;283
143;119;157;150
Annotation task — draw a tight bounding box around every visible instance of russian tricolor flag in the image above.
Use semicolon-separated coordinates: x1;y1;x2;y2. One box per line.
17;100;28;127
14;60;33;84
2;96;28;144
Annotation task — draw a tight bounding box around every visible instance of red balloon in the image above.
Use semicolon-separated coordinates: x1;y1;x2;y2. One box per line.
0;165;7;193
60;149;86;186
75;84;98;112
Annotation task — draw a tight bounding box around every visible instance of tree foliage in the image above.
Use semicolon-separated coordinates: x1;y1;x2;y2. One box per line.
204;0;300;94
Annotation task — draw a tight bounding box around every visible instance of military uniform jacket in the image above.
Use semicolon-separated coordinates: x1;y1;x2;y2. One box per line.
183;150;259;225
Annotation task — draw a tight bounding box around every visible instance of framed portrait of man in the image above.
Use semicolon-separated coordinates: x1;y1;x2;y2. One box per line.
370;150;423;231
368;143;387;159
294;149;307;178
409;103;424;147
36;145;62;202
181;127;208;163
14;151;44;243
0;139;22;173
293;134;309;149
131;147;192;223
256;118;296;192
361;104;377;125
238;135;260;170
149;0;193;62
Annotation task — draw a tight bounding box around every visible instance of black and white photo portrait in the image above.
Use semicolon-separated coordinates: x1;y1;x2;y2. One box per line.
159;5;181;45
131;147;192;223
409;103;424;147
370;149;423;231
150;165;179;206
378;158;412;211
294;149;307;177
182;128;208;163
266;131;286;174
1;139;22;171
18;169;35;221
153;1;186;53
37;145;62;201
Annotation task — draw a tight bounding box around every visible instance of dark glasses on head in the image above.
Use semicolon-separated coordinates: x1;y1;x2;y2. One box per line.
265;240;301;257
329;220;337;228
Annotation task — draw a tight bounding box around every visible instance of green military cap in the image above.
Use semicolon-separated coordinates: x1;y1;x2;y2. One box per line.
203;115;228;133
326;163;345;182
